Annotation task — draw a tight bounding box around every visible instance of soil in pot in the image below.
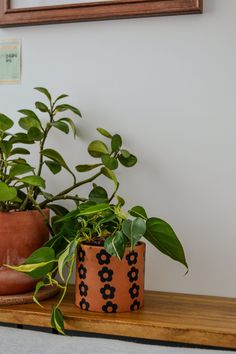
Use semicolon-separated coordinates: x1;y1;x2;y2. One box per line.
0;209;49;296
75;242;145;313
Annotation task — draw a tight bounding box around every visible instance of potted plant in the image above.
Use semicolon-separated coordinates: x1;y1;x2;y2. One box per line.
8;125;188;334
0;87;103;296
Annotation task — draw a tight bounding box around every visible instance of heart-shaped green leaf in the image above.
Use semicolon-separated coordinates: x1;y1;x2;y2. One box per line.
144;217;188;268
129;205;148;220
104;231;126;260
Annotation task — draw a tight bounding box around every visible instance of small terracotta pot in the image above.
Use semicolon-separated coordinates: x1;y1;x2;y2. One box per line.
75;242;146;313
0;209;49;295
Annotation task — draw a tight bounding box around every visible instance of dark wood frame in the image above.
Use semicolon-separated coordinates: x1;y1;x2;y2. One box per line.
0;0;202;27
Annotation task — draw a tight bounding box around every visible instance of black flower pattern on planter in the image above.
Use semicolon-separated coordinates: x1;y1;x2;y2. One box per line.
79;281;88;297
127;266;139;282
78;264;87;279
96;249;111;265
80;298;90;311
130;299;140;311
98;266;113;282
102;301;118;313
126;251;138;266
129;283;140;299
78;247;85;262
100;284;115;299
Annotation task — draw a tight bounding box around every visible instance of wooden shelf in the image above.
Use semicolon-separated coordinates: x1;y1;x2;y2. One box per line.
0;285;236;349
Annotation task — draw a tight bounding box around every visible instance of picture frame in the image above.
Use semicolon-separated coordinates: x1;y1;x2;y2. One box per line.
0;0;202;27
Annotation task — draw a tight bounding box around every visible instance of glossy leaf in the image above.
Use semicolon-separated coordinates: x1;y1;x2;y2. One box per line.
77;203;110;216
104;231;126;260
20;176;46;189
97;127;112;139
34;87;52;101
51;306;64;335
0;182;17;201
101;154;118;170
129;205;148;220
130;217;146;250
10;133;35;145
118;154;137;167
10;148;30;156
10;163;34;177
58;240;77;281
122;219;132;239
111;134;122;152
116;195;125;207
122;218;146;250
144;217;188;268
19;116;41;131
45;160;62;175
120;149;130;158
18;109;40;121
0;114;14;131
28;127;44;141
35;101;49;113
88;140;109;158
59;118;76;137
7;247;55;279
50;121;69;134
75;163;102;172
54;94;68;103
89;186;108;204
54;104;82;117
0;141;12;157
41;149;70;172
33;281;47;307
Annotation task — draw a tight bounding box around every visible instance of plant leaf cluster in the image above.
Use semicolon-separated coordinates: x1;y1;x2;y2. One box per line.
3;87;188;334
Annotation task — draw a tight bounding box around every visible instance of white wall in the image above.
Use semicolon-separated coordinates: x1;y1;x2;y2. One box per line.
0;0;235;297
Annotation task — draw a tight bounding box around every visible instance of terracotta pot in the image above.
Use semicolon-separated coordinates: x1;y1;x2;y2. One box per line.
0;209;49;295
75;242;146;313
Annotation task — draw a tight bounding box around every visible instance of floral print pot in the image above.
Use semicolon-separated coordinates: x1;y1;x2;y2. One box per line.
75;242;146;313
0;209;49;295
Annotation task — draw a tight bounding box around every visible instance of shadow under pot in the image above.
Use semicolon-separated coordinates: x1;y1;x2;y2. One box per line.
0;209;49;296
75;242;146;313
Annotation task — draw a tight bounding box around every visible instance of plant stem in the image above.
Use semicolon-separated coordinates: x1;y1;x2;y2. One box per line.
39;171;102;209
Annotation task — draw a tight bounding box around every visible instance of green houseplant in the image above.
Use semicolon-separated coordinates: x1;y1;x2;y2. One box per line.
0;87;133;295
8;121;188;334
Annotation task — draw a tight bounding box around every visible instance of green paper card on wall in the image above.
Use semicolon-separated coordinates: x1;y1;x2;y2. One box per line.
0;39;21;84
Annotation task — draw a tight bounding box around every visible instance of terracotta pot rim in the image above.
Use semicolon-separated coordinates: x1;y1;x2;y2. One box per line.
80;241;145;250
0;208;49;216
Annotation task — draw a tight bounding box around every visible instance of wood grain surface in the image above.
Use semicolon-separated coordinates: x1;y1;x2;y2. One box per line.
0;285;236;349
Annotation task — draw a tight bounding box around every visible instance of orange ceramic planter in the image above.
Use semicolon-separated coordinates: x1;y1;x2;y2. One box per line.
0;210;49;295
75;242;146;313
